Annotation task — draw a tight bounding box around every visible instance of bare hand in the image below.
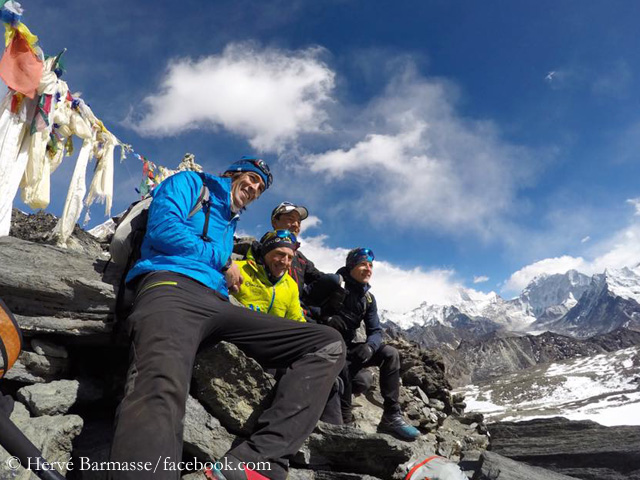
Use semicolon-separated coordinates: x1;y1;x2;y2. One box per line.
225;262;243;293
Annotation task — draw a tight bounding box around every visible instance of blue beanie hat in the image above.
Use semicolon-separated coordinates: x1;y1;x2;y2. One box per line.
224;156;272;190
346;247;375;270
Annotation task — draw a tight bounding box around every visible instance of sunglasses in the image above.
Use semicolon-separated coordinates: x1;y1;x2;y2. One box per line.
250;158;273;190
353;247;375;263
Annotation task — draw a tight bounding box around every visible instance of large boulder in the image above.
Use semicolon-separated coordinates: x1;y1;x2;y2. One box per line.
0;401;83;479
17;379;102;416
4;350;71;383
183;395;235;462
0;236;114;340
475;451;581;480
293;422;435;479
489;417;640;480
192;341;276;435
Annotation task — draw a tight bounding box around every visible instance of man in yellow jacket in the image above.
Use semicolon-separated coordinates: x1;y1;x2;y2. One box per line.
232;229;306;322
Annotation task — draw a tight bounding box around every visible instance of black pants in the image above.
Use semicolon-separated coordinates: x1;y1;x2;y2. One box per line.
108;272;345;480
339;343;400;423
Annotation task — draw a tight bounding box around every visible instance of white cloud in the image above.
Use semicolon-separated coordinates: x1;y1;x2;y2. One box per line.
627;198;640;216
303;67;535;235
473;275;489;284
581;236;591;243
504;256;587;292
588;223;640;273
504;205;640;293
299;215;321;234
300;234;476;312
131;43;335;152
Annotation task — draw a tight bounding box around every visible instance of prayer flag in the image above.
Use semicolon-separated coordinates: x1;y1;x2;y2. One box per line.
0;29;43;99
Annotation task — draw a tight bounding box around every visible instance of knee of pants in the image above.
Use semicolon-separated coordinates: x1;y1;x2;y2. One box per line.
380;345;400;368
352;369;374;395
314;326;346;366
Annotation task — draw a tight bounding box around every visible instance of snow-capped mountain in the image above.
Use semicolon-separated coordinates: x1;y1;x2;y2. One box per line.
383;268;640;341
538;267;640;337
520;269;591;317
456;345;640;426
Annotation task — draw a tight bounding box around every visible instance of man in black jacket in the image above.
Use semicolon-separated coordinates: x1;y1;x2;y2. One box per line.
307;248;421;441
270;202;323;312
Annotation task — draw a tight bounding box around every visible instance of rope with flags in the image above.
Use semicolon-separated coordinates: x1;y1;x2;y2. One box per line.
0;1;201;244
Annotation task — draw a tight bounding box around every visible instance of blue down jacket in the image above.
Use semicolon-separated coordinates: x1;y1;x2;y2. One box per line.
126;171;239;297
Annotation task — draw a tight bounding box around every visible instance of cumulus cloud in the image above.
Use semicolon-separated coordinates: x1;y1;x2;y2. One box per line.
504;256;588;292
131;43;335;151
627;198;640;215
299;215;322;234
473;275;489;284
299;234;478;312
504;204;640;293
303;67;535;234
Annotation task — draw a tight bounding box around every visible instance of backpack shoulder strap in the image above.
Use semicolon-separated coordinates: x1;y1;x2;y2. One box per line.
188;174;210;218
191;172;212;242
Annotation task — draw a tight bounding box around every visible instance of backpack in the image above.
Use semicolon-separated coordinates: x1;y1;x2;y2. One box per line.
0;298;23;379
402;455;467;480
110;173;212;322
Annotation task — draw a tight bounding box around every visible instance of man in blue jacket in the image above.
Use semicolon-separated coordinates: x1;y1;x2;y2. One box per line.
307;248;420;441
108;157;345;480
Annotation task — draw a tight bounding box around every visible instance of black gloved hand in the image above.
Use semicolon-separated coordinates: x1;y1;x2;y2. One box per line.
323;315;348;334
351;343;374;364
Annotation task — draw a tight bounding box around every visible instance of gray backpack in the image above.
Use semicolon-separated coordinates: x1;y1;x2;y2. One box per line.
109;179;210;268
110;175;211;322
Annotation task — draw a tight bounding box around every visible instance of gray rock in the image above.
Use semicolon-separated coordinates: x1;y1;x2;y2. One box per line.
183;395;235;461
288;469;316;480
16;314;111;338
0;236;115;322
181;472;207;480
293;422;419;479
17;378;102;416
4;351;70;383
31;339;69;358
0;402;83;479
192;341;276;435
429;398;446;411
475;451;581;480
489;417;640;480
18;379;80;416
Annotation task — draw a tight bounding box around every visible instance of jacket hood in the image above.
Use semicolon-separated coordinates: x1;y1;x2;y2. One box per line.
337;266;371;294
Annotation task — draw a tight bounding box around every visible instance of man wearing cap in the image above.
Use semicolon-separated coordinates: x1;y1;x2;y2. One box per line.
232;230;305;322
270;202;323;314
109;158;345;480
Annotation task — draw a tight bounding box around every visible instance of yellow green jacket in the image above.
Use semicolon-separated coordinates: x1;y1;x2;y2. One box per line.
232;257;306;322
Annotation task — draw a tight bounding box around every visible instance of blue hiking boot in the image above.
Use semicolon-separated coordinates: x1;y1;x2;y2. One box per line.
377;411;421;441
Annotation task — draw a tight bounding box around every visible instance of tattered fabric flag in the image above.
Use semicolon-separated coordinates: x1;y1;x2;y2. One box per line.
0;27;43;98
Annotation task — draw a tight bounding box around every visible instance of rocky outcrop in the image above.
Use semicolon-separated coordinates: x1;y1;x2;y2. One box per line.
0;212;495;479
440;328;640;387
193;342;277;436
183;395;235;462
474;451;581;480
10;209;106;258
0;401;83;479
488;417;640;480
17;379;102;416
0;236;115;341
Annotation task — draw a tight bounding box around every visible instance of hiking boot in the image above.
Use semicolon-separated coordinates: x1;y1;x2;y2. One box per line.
377;412;420;441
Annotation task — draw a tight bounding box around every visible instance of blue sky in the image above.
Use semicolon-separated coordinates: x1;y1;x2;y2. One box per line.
10;0;640;312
